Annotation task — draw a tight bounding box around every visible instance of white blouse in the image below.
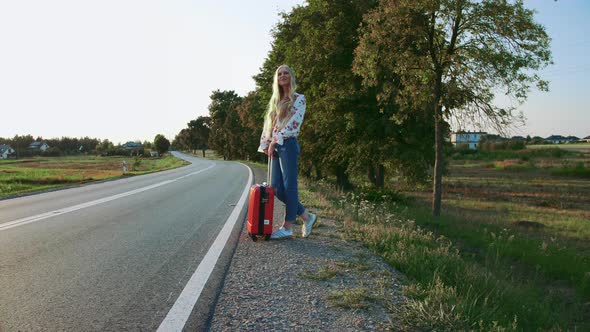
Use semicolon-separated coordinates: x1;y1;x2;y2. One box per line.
258;93;307;152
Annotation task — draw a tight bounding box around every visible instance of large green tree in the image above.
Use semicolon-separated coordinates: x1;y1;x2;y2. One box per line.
255;0;435;189
172;128;191;151
354;0;551;216
256;0;377;188
235;91;267;162
187;116;211;157
207;90;242;160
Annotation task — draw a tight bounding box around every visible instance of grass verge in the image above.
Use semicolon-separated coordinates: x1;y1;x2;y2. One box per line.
300;179;590;331
0;155;189;198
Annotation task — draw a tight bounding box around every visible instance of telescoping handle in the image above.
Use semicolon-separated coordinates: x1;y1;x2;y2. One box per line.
266;153;273;187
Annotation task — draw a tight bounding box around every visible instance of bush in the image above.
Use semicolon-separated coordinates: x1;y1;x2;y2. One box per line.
525;148;569;159
41;147;63;157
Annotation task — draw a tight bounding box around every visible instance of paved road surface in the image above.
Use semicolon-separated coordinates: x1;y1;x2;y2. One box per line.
0;152;251;331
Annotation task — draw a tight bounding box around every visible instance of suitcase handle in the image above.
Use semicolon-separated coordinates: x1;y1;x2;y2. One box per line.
265;153;273;186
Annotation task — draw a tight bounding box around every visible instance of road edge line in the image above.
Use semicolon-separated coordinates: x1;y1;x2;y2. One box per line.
156;163;253;332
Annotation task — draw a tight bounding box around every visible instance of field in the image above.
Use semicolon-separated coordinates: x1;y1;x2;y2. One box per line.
297;145;590;330
0;155;188;198
527;143;590;152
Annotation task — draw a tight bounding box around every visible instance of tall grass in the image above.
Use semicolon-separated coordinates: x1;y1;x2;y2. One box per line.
450;147;572;161
551;162;590;178
308;182;589;330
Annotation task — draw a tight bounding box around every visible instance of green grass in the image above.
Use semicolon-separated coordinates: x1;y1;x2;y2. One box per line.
300;160;590;330
551;162;590;178
0;155;188;198
450;147;574;161
340;194;588;330
527;143;590;152
326;287;375;309
298;266;339;281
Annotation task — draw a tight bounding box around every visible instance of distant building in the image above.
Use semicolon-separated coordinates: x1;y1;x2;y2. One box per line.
0;144;15;159
27;141;49;152
450;131;487;149
122;142;143;149
545;135;579;144
584;135;590;143
511;136;526;141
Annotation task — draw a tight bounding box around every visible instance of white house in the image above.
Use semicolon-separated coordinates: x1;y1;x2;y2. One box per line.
584;135;590;143
545;135;579;144
450;131;487;149
0;144;15;159
27;141;49;152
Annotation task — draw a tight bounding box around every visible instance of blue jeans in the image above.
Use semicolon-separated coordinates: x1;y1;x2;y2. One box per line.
272;138;305;222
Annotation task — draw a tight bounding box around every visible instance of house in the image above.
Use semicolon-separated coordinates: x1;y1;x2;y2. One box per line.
0;144;15;159
545;135;579;144
27;141;49;152
450;131;487;149
122;142;143;149
584;135;590;143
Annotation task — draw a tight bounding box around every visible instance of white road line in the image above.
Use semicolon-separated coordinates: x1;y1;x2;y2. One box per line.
157;163;253;332
0;163;216;232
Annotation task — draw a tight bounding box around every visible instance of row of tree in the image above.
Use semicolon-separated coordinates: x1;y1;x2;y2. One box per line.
0;134;171;157
0;135;103;156
175;0;551;216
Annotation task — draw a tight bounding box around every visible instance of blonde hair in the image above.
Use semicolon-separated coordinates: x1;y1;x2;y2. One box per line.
263;65;297;136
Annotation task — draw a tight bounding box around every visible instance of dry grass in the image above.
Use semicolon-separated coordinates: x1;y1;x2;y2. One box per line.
299;149;590;330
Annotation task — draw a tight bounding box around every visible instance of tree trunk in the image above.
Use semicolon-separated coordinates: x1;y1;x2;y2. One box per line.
368;164;385;188
375;164;385;188
314;166;322;181
368;166;375;185
432;80;444;218
336;166;353;191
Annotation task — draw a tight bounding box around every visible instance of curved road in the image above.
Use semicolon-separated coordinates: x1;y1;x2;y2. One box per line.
0;152;251;331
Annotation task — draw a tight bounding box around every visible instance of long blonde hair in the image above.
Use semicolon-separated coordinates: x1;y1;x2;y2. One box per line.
263;65;297;136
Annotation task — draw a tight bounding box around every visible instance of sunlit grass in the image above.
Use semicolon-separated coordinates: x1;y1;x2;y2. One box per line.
301;172;589;330
0;155;188;198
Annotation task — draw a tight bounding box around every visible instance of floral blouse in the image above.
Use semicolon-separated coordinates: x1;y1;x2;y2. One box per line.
258;93;306;152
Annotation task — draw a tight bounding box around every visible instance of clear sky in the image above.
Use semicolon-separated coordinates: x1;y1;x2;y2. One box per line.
0;0;588;144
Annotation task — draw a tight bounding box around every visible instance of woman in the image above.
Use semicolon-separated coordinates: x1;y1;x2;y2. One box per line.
258;65;317;239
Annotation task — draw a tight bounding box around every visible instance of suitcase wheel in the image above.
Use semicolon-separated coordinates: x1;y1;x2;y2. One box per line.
250;233;258;242
265;234;271;241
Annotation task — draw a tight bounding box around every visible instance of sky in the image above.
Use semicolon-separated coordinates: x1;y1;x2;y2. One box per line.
0;0;588;144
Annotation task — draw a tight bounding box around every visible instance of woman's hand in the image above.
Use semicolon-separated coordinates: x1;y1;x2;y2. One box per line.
268;141;276;158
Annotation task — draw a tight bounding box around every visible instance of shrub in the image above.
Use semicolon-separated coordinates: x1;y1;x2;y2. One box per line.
41;147;63;157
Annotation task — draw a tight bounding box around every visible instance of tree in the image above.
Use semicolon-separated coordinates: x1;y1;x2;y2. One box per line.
354;0;551;216
255;0;381;189
207;90;242;160
96;139;114;155
172;128;192;151
235;91;267;162
154;134;170;154
187;116;211;157
11;134;34;158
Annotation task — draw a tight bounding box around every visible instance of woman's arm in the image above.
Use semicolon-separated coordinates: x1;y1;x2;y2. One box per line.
272;94;306;146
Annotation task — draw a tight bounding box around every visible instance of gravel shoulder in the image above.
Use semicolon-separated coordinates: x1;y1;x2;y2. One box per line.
208;164;407;331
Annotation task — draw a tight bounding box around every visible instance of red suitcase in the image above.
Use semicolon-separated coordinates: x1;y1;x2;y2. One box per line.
247;157;274;241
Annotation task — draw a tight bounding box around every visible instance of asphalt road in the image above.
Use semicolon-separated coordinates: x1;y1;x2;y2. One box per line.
0;152;251;331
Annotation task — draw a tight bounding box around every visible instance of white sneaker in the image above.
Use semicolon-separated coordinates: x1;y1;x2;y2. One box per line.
302;213;317;238
271;227;293;240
